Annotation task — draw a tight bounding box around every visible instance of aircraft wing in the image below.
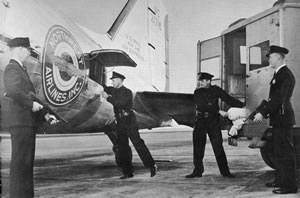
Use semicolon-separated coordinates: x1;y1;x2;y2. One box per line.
134;91;195;128
38;91;195;134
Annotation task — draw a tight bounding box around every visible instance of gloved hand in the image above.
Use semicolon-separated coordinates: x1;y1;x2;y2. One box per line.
32;102;43;112
253;112;263;122
219;110;228;117
44;113;59;125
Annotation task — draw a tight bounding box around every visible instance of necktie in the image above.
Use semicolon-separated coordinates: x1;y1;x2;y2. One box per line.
270;72;276;85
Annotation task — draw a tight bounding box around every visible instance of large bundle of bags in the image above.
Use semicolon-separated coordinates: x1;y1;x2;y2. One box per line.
227;107;251;136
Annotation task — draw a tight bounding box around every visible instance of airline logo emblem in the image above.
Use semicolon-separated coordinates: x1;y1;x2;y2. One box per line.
42;25;86;106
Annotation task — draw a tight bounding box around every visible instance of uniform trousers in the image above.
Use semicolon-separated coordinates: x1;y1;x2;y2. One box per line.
9;127;36;198
272;127;297;190
116;113;155;174
193;117;230;175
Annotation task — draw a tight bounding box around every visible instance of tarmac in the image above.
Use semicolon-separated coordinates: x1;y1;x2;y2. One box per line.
1;127;299;198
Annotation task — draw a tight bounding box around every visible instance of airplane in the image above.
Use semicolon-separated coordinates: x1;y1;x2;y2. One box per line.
0;0;195;136
74;0;170;93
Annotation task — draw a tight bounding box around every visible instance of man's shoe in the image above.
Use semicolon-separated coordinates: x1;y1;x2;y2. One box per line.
222;172;235;178
265;182;279;188
150;164;157;177
272;188;297;194
120;173;134;179
185;172;202;178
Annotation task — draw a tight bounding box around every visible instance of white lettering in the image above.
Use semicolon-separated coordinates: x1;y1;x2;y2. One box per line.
46;66;52;75
50;88;59;99
46;77;53;86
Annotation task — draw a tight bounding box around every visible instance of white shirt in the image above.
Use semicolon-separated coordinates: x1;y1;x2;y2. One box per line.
11;58;27;71
11;58;23;66
275;64;287;74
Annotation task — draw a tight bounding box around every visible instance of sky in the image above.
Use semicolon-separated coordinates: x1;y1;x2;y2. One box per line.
162;0;276;93
46;0;276;93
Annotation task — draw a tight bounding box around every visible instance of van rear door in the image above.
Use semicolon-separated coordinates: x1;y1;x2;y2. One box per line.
197;36;222;87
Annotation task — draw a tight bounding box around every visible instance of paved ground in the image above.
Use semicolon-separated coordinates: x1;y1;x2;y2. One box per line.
1;127;299;198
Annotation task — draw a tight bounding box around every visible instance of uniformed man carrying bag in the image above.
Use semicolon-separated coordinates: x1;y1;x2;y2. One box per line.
186;72;244;179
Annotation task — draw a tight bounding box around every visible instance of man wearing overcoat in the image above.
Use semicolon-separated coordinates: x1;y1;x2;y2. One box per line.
2;37;57;198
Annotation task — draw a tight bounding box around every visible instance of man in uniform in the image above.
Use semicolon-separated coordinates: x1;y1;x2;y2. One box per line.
103;71;157;179
186;72;244;178
2;37;57;198
254;45;298;194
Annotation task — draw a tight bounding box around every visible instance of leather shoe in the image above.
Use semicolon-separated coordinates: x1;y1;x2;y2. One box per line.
185;172;202;178
120;173;134;179
222;172;235;178
150;164;157;177
272;188;297;194
265;182;279;188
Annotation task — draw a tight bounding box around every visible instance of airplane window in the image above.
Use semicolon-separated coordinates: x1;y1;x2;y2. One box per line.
249;40;270;71
29;49;39;60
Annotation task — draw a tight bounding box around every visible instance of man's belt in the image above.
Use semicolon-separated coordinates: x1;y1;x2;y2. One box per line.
196;111;216;118
116;109;132;118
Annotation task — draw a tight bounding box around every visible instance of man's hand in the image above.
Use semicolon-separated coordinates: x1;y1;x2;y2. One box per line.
102;92;111;99
105;118;116;126
44;113;59;125
219;110;228;118
253;112;263;122
32;102;43;112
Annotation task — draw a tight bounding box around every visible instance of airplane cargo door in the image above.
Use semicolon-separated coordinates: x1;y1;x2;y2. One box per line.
87;49;137;86
197;36;222;87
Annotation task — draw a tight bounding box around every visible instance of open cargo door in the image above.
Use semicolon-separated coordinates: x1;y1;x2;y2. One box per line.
87;49;137;85
89;49;137;67
197;36;222;87
198;36;230;127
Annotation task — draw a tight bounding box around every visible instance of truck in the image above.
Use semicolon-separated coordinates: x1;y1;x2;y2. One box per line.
197;0;300;169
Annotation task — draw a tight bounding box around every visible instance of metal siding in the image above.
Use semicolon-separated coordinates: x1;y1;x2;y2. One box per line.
245;11;280;136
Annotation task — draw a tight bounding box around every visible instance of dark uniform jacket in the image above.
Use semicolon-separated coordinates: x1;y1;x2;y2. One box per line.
257;66;295;127
2;59;45;129
104;86;133;116
194;85;244;115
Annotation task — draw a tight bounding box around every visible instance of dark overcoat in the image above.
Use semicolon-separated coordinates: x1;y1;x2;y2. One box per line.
258;66;295;127
2;59;43;129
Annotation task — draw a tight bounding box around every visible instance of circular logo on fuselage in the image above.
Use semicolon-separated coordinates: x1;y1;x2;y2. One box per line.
42;25;86;106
